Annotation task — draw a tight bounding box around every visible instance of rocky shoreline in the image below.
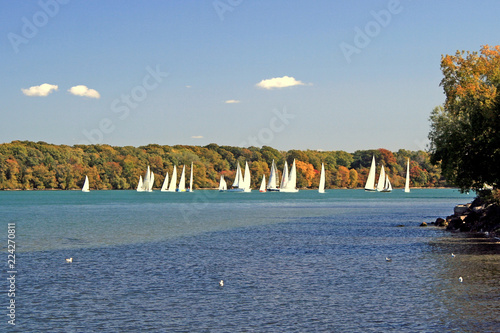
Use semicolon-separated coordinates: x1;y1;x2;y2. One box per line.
431;197;500;238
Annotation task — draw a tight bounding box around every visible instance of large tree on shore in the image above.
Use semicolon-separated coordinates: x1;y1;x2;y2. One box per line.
429;45;500;192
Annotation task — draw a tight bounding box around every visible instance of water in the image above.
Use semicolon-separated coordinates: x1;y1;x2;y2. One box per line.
1;189;499;332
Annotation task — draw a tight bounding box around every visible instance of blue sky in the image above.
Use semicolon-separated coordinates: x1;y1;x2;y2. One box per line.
1;0;499;152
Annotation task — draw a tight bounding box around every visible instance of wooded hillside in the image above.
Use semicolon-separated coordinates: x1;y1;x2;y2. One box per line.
0;141;445;190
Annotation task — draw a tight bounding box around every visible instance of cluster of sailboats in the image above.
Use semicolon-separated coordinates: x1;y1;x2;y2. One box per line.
219;159;301;193
81;156;412;193
136;163;194;192
364;156;411;193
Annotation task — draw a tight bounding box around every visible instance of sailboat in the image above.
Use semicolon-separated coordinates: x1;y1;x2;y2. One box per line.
148;171;154;192
143;166;151;192
364;156;377;191
228;162;244;192
376;165;386;192
280;161;289;190
318;163;325;193
377;165;392;192
219;175;227;192
267;159;279;191
404;158;410;193
384;175;393;192
242;162;251;192
82;175;90;192
259;175;266;192
280;159;299;192
136;166;154;192
187;162;194;192
136;175;144;192
160;172;169;192
166;166;177;192
177;165;186;192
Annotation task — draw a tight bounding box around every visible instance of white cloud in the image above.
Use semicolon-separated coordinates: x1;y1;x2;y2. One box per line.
191;135;203;139
225;99;240;104
68;85;101;99
21;83;58;97
255;76;306;90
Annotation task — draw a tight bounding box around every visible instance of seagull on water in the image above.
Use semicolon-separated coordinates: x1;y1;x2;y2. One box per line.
65;258;73;263
458;277;463;283
219;280;224;287
385;257;392;262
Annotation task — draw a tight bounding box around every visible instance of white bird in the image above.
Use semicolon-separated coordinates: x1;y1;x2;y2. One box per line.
385;257;392;262
458;277;463;283
219;280;224;287
451;253;455;257
65;258;73;263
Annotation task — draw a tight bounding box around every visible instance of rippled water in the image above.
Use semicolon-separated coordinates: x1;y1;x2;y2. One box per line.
2;189;499;332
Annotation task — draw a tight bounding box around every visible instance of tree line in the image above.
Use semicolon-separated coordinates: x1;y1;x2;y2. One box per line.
0;141;445;190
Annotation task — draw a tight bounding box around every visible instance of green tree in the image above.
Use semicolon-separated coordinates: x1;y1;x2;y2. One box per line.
429;45;500;191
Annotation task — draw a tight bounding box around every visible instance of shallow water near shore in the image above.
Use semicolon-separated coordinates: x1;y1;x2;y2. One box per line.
2;189;499;332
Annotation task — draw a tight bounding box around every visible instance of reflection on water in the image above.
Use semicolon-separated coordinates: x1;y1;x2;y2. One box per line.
430;233;500;332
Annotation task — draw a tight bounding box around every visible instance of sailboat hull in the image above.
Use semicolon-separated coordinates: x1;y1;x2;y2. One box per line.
279;188;299;193
227;188;246;192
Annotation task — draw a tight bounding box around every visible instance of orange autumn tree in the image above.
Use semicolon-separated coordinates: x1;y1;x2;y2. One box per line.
429;45;500;191
336;166;350;188
295;160;316;187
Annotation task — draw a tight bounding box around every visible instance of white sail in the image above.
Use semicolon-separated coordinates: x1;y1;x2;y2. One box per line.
231;163;242;188
404;158;410;193
136;176;144;192
142;166;151;192
365;156;377;191
259;175;266;192
288;159;297;189
280;161;289;189
82;175;90;192
177;165;186;192
385;175;393;192
188;162;194;192
376;165;386;192
267;159;278;191
280;159;299;192
161;172;169;192
242;161;251;192
219;175;227;191
318;163;325;193
148;171;154;192
167;165;177;192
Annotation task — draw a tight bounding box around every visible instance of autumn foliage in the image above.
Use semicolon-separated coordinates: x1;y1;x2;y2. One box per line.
0;141;444;190
430;45;500;191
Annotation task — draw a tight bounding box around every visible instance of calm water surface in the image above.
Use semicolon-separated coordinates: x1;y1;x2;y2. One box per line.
1;189;499;332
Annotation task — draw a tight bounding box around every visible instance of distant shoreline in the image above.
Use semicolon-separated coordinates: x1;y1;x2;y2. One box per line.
1;187;456;192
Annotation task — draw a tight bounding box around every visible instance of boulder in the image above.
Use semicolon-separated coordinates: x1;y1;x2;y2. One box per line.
454;204;469;215
435;217;447;227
